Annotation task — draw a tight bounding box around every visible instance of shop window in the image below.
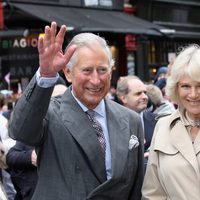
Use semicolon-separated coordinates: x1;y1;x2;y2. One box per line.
152;2;200;24
148;39;199;71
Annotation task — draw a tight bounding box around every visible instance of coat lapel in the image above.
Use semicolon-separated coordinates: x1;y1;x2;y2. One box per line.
170;120;200;176
105;100;130;179
58;90;130;182
60;89;107;183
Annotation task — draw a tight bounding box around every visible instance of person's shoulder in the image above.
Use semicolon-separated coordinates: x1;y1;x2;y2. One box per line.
106;99;140;118
155;112;172;122
155;110;180;130
155;113;172;129
106;98;126;110
152;111;180;152
143;109;158;119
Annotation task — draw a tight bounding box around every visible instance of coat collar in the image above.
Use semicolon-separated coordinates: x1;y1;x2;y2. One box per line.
157;110;200;178
170;120;200;176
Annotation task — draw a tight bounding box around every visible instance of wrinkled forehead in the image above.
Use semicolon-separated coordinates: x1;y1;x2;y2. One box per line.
72;43;110;63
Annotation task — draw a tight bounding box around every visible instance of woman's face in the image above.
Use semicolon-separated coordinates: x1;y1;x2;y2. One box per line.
178;74;200;119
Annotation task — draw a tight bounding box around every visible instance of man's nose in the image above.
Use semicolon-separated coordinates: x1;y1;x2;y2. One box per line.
142;92;148;99
90;70;101;84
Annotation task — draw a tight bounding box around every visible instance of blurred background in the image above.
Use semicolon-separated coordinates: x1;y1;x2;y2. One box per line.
0;0;199;92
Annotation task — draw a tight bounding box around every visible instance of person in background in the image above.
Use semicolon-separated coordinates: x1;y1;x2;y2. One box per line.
6;81;68;200
153;66;168;100
0;94;6;114
142;44;200;199
0;141;10;200
9;21;144;200
6;142;38;200
116;75;156;150
0;97;16;200
51;84;67;97
116;75;148;113
106;85;116;100
116;75;157;171
153;66;168;85
146;84;175;117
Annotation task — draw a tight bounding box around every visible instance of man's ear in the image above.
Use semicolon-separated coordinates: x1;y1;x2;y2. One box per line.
63;66;72;83
119;94;127;105
109;70;112;80
109;65;115;80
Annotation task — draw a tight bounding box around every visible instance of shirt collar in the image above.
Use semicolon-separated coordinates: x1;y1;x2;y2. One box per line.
71;89;105;117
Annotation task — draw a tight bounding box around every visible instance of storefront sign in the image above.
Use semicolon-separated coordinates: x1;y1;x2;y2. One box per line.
125;34;136;51
0;36;39;79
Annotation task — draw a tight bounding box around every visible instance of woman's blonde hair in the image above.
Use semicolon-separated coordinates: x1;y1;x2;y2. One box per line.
166;44;200;106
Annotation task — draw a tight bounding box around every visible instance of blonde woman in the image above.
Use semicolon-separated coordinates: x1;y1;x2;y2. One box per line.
142;44;200;200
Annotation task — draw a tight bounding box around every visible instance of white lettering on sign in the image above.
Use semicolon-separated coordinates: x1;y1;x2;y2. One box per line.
1;37;38;49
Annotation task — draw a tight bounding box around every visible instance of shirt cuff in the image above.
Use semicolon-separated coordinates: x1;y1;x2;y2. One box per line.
36;69;59;88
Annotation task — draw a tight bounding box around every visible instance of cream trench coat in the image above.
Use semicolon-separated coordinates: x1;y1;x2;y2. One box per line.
142;109;200;200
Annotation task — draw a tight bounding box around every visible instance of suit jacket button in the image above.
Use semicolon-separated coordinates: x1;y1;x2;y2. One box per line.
75;165;81;173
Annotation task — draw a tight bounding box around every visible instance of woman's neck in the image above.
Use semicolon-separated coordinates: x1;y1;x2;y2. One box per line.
185;111;200;128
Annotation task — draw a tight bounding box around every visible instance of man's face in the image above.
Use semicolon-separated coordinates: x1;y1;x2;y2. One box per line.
122;79;148;113
65;45;112;110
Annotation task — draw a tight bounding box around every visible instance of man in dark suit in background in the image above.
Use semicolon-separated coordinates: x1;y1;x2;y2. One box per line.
9;21;144;200
6;141;38;200
116;75;156;151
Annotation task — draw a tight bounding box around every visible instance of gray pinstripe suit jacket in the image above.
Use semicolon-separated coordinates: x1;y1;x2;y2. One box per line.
9;76;144;200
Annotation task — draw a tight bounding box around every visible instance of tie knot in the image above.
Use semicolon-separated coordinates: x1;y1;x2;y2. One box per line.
86;110;95;118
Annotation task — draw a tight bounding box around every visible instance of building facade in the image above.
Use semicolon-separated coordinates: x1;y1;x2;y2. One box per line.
1;0;177;92
131;0;200;80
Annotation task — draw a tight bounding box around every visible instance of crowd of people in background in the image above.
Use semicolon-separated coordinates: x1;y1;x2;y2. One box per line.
0;58;174;200
0;21;199;200
0;77;68;200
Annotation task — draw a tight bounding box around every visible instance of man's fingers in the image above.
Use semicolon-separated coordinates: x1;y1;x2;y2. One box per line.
41;22;66;52
50;21;57;44
43;25;51;47
55;25;67;49
37;36;44;54
64;45;77;63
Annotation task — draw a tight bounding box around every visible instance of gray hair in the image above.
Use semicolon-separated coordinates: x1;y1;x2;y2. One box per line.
166;44;200;105
146;84;162;106
65;33;114;70
116;75;140;98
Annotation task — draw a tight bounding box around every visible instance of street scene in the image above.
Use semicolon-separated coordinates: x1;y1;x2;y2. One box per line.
0;0;199;199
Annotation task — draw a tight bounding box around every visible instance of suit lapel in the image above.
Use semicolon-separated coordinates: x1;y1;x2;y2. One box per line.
60;89;107;183
171;121;200;176
105;100;130;179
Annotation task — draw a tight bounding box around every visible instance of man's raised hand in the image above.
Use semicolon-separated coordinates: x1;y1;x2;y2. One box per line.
38;21;76;77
